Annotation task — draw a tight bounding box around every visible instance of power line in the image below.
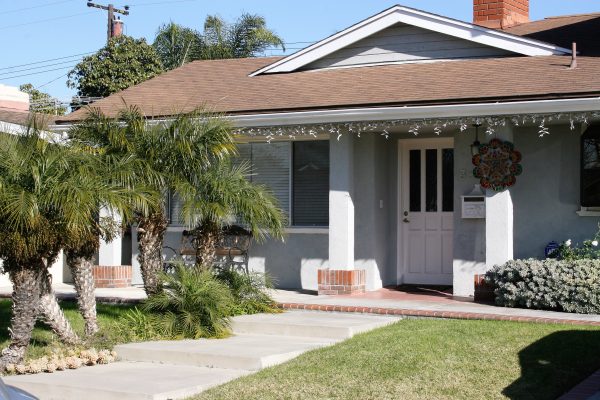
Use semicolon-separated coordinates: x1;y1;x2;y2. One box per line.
0;59;83;77
37;72;71;89
0;11;95;31
0;52;93;72
0;0;77;16
127;0;198;7
0;65;77;81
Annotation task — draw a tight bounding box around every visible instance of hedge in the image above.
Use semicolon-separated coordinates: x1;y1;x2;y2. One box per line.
485;258;600;314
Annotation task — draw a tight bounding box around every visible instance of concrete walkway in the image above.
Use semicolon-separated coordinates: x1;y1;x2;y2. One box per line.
3;311;400;400
3;284;600;324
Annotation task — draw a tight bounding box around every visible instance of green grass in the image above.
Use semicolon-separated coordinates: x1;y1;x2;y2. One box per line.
0;299;135;361
193;319;600;400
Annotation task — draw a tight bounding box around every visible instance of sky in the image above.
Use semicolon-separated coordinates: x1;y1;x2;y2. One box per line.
0;0;598;101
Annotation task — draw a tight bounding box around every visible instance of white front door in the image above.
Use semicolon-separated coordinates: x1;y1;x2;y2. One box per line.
399;139;454;285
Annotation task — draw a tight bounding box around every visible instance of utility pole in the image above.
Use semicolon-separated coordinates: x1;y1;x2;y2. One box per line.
86;2;130;42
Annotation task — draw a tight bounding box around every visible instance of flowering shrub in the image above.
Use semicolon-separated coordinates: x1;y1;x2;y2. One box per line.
552;229;600;260
485;258;600;314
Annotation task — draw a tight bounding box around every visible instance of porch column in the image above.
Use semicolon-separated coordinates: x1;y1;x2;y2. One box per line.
319;133;365;295
95;208;132;288
485;124;514;268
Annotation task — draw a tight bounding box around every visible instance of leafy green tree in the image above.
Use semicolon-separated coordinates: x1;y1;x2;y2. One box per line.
153;14;284;70
67;36;164;97
19;83;66;116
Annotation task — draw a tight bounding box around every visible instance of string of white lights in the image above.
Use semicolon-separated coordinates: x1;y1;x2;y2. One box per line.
236;112;600;143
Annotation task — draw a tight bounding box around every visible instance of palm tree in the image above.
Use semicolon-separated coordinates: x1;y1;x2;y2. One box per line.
69;107;235;295
62;156;156;336
153;22;201;71
176;160;286;267
200;14;285;59
0;123;127;368
153;14;284;70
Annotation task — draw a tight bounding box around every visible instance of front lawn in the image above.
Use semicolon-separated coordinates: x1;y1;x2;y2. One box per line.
193;318;600;400
0;299;135;362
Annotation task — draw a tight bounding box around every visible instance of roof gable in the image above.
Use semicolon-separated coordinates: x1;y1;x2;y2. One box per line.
252;4;571;75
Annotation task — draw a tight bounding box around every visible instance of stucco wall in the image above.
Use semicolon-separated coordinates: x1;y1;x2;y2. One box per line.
512;125;600;257
130;135;397;291
452;123;600;297
452;128;487;297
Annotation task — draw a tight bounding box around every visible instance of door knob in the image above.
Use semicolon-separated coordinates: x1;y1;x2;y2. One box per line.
403;218;410;223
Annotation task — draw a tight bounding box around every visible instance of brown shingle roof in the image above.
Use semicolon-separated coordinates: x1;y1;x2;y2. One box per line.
58;55;600;123
0;107;31;126
504;13;600;56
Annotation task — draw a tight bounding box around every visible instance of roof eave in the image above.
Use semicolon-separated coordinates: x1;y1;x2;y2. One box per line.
251;5;572;76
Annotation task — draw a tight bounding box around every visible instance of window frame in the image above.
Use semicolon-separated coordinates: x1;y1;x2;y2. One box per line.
580;126;600;214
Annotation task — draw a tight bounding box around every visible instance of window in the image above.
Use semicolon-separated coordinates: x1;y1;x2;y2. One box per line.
582;126;600;207
237;140;330;227
293;141;329;226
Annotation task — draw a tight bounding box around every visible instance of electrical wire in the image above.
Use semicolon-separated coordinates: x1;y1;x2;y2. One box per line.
0;11;95;31
0;59;83;77
0;65;77;81
36;72;71;89
0;52;94;72
0;0;78;16
127;0;199;7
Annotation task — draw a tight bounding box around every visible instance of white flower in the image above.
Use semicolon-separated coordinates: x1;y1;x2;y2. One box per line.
593;240;598;247
565;239;572;247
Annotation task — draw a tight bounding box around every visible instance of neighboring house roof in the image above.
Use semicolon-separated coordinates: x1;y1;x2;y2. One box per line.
504;13;600;56
58;54;600;123
251;5;570;76
0;107;31;126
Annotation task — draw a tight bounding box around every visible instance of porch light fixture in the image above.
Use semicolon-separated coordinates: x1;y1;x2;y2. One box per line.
471;124;482;156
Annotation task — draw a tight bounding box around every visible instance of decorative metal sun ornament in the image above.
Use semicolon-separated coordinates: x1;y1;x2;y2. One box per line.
472;138;523;192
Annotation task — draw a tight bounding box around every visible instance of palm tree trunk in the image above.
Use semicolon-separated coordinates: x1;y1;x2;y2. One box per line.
137;212;168;296
66;253;98;336
38;269;79;345
195;221;221;268
0;266;43;370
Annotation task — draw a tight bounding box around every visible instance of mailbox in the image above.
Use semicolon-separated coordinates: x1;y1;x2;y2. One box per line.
461;195;485;219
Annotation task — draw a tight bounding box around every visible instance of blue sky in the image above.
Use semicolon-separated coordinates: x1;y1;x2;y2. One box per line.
0;0;598;101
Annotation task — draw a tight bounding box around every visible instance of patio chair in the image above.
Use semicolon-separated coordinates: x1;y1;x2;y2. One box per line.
213;225;252;274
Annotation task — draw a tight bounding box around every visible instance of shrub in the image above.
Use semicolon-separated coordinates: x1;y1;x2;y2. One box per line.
553;238;600;261
215;269;280;315
485;258;600;314
141;264;234;339
119;307;164;342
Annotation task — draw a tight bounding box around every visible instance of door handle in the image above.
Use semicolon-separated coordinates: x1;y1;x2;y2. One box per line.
403;218;410;223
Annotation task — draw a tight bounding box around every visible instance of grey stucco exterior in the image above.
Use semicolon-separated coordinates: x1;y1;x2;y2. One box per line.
128;123;600;297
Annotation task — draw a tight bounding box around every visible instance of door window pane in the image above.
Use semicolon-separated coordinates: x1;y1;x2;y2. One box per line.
442;149;454;212
409;150;421;212
293;141;329;226
425;149;437;212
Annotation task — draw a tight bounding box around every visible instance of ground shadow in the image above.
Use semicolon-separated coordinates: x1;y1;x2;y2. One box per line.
503;330;600;399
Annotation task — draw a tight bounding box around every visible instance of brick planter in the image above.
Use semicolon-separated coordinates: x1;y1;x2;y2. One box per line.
474;274;496;303
92;265;132;288
318;269;366;295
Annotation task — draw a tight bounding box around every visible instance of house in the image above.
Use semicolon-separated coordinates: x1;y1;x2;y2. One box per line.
55;0;600;297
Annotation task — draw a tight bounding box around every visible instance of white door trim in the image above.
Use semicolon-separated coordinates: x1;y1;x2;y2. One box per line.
396;137;454;285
